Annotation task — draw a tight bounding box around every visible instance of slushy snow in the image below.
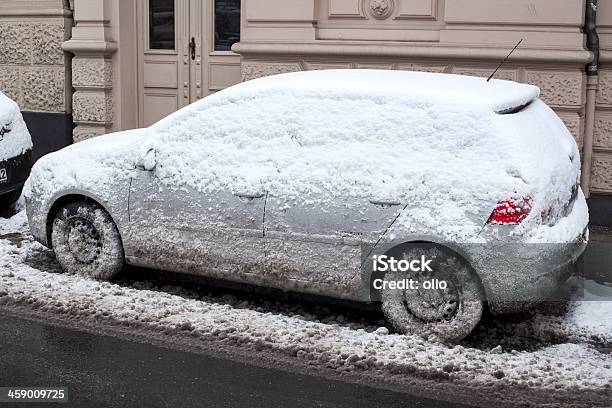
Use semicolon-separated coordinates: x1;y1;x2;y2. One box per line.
0;209;609;406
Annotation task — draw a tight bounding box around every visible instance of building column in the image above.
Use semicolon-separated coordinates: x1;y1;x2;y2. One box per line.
62;0;116;142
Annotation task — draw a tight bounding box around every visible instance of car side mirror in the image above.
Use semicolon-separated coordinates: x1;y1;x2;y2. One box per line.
137;146;158;171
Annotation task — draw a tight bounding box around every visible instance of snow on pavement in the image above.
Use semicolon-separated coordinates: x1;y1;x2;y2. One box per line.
0;210;610;403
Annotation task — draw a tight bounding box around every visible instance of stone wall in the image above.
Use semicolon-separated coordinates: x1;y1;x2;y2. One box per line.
0;0;72;114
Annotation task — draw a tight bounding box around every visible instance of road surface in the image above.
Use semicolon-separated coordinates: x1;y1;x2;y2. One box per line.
0;313;470;408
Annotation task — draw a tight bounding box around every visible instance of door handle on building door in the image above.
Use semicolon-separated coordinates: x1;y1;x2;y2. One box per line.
189;37;196;60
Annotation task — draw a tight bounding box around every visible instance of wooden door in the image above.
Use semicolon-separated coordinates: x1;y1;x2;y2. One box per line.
137;0;241;127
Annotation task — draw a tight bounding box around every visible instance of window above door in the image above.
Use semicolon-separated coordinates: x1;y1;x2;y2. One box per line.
214;0;241;51
149;0;176;50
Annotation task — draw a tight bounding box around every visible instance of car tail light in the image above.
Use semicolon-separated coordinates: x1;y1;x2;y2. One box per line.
487;195;532;225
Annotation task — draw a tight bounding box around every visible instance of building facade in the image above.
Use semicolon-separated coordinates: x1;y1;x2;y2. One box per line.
1;0;611;222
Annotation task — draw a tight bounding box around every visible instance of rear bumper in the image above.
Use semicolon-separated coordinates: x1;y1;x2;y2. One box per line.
478;228;588;314
0;150;32;195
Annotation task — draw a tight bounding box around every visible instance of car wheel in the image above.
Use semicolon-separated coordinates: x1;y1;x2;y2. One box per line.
0;188;22;212
381;244;484;343
51;200;124;280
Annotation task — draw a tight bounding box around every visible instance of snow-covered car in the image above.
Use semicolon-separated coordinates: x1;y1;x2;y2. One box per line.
24;70;589;342
0;91;33;210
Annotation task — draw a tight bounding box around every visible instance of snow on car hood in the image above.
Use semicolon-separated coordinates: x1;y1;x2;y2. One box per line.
26;129;146;203
0;91;33;162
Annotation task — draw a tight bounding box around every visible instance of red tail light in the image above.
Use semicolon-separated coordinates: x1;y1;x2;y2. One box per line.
487;196;532;225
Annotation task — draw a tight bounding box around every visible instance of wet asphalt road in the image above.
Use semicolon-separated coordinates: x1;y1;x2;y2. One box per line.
0;314;470;408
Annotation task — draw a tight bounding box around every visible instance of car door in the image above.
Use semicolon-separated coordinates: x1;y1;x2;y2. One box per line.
265;188;403;301
262;95;405;301
125;144;267;283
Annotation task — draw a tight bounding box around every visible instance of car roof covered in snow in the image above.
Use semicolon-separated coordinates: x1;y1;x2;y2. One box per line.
224;69;540;114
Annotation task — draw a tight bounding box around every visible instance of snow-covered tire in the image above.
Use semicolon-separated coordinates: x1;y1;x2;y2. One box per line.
51;200;124;280
381;244;484;343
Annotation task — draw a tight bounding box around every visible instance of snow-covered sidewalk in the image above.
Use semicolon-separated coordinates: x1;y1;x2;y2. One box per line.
0;210;610;407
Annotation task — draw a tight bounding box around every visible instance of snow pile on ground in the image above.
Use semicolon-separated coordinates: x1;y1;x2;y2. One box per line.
0;91;33;162
565;300;612;342
0;211;609;402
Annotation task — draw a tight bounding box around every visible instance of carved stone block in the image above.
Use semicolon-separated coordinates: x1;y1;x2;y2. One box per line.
22;67;65;112
525;71;585;106
594;111;612;149
73;58;113;89
73;124;108;143
241;62;302;81
0;23;32;65
32;22;66;65
0;66;20;103
596;70;612;106
591;154;612;192
73;90;113;123
366;0;396;19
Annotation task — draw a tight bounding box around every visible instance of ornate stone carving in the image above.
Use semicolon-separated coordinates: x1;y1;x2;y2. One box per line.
241;62;302;81
591;154;612;192
525;71;585;106
367;0;395;19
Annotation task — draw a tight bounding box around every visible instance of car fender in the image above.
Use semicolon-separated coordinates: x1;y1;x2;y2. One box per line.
39;187;129;248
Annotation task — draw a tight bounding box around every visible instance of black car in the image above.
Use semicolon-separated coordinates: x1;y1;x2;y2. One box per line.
0;92;33;210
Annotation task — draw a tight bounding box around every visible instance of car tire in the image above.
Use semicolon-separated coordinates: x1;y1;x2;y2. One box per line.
51;200;124;280
0;188;22;213
381;244;484;343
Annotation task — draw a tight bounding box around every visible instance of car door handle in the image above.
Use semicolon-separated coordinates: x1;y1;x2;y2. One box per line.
234;192;265;199
369;199;402;207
